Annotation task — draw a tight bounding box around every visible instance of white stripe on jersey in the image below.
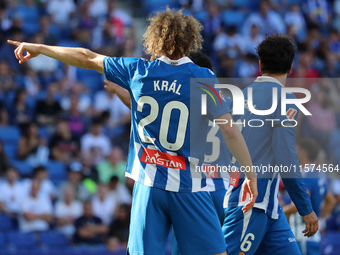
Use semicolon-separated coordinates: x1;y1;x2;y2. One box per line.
271;174;280;219
143;164;157;187
188;157;202;192
241;209;253;241
126;142;142;181
165;168;181;192
223;185;234;208
252;179;272;212
143;145;160;187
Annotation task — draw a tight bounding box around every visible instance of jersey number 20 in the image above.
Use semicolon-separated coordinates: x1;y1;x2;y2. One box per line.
137;96;189;151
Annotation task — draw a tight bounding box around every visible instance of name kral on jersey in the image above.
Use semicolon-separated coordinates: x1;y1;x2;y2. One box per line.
154;80;182;95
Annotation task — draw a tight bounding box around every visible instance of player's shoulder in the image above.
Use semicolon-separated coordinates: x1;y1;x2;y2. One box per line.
189;64;217;78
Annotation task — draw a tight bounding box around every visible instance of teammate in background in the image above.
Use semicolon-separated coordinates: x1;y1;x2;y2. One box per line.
8;8;257;255
283;138;336;255
223;34;318;255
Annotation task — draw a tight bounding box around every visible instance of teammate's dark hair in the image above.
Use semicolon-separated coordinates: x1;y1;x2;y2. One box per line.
298;138;320;162
256;34;296;75
188;51;213;71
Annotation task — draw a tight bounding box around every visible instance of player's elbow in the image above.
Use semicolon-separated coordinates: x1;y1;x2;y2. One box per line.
219;122;239;140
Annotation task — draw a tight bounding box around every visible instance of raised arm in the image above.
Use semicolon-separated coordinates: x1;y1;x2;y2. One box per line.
8;40;106;74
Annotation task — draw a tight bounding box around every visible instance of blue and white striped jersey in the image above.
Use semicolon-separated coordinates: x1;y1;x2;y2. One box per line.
224;76;313;219
104;56;231;192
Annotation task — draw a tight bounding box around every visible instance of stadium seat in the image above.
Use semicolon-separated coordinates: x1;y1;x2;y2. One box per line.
46;161;67;185
231;0;250;7
143;0;179;14
3;143;18;160
0;126;20;144
76;69;105;93
0;214;13;232
7;232;37;249
57;40;81;48
40;231;68;248
10;160;33;176
221;10;245;29
0;233;5;248
194;10;208;23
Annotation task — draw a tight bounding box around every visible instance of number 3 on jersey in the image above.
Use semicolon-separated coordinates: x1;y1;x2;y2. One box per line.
137;96;189;151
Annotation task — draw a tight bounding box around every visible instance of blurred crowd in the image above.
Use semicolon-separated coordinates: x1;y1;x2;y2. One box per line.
1;0;340;253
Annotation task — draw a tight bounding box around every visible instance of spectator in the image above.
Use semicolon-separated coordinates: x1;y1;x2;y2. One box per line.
96;147;126;184
88;0;108;20
108;176;131;205
27;33;59;73
39;15;58;46
107;204;130;250
242;0;285;37
46;0;76;27
284;4;306;37
0;99;8;126
304;0;330;27
55;187;83;237
92;184;117;225
61;85;92;114
0;167;25;218
107;0;134;44
308;85;338;147
0;60;15;92
17;123;49;166
59;161;90;201
63;94;89;139
80;118;111;165
94;91;130;137
213;26;245;58
9;89;35;128
0;28;23;72
244;24;264;55
36;84;62;126
202;2;221;55
49;119;80;163
74;200;108;245
0;140;9;176
23;166;57;200
23;69;40;97
20;179;53;232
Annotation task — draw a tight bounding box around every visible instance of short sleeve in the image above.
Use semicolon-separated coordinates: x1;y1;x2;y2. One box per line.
103;57;139;90
207;79;232;120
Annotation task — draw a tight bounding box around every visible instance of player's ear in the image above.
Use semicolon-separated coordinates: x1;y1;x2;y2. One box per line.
288;64;293;75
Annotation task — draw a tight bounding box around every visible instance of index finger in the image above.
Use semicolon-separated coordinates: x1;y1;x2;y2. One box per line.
7;40;21;46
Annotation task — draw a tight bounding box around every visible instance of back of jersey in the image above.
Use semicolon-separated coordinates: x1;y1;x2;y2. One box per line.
104;56;231;192
225;76;300;219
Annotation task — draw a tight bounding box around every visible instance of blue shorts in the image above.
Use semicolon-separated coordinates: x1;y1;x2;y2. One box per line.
127;182;226;255
170;189;228;255
297;240;320;255
222;207;301;255
210;189;228;225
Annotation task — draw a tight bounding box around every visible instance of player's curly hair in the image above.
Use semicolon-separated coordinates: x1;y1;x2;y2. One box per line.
143;7;203;60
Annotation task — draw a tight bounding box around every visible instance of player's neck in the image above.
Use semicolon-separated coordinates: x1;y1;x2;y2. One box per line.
166;54;186;60
261;73;287;87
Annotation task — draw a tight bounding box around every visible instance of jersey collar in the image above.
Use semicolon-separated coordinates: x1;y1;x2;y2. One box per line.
254;76;283;87
158;56;193;65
